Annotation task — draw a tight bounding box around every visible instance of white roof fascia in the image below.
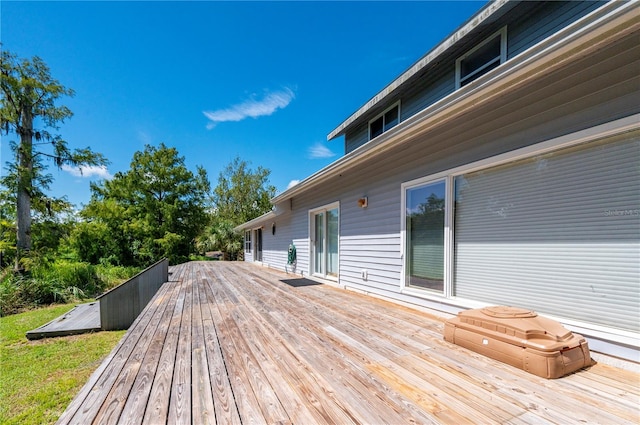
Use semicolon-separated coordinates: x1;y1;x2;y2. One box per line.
233;211;276;232
327;0;510;141
273;0;638;206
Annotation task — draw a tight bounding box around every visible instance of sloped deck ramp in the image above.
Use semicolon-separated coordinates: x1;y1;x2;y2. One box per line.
57;261;639;424
26;301;101;340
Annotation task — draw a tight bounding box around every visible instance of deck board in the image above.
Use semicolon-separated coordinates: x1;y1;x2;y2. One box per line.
58;261;640;425
142;275;186;424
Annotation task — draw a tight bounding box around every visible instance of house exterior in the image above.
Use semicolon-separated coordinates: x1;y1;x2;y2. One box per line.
236;1;639;361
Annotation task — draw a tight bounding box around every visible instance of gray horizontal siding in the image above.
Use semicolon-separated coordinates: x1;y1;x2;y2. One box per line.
261;213;292;271
454;135;640;333
398;66;454;122
339;195;400;233
290;207;311;275
334;180;403;291
334;37;638;298
344;122;369;154
340;234;402;290
508;1;605;58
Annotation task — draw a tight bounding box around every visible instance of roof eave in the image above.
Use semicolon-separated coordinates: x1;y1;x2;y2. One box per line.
326;0;511;141
233;211;277;232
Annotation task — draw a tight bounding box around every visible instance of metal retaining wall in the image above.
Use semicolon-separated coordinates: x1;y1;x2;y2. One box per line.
97;258;169;331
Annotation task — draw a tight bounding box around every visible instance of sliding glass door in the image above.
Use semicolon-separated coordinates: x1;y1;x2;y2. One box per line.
312;203;339;278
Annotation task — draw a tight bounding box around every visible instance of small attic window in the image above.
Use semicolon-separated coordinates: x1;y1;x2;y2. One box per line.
456;26;507;89
369;102;400;140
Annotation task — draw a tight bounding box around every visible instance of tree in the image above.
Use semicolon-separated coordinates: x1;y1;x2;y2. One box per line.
195;218;243;261
78;143;210;266
205;157;276;260
0;49;107;269
213;156;276;226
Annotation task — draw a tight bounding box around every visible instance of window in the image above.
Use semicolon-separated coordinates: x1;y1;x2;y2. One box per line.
369;102;400;140
310;203;339;279
456;27;507;88
244;231;251;251
403;179;449;294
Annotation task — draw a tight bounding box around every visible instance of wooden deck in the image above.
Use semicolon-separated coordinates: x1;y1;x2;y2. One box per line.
57;261;640;424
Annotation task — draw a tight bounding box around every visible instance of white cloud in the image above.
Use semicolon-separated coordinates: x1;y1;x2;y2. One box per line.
287;179;300;189
307;142;336;159
62;164;113;179
204;87;295;129
137;130;152;145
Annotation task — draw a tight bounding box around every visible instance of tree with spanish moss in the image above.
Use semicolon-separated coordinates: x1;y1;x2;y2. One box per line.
0;48;107;270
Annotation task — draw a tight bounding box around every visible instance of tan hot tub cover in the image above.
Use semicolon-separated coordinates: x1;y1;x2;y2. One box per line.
444;306;592;379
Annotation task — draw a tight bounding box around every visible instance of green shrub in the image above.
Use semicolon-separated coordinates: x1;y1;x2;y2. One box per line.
0;274;82;316
1;260;100;316
17;276;73;305
0;260;142;316
0;278;21;316
95;264;140;291
32;261;102;297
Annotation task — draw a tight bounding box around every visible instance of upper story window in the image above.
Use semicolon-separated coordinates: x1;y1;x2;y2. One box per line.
369;102;400;140
456;27;507;89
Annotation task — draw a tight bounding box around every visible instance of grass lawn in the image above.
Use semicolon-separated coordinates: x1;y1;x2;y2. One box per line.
0;304;126;425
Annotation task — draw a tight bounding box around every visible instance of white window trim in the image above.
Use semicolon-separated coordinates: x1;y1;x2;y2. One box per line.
244;230;251;252
309;201;340;281
455;26;507;89
400;176;453;297
398;114;639;305
368;101;401;141
252;227;263;263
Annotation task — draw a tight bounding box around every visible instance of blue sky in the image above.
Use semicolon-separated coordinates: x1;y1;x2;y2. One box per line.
1;1;485;209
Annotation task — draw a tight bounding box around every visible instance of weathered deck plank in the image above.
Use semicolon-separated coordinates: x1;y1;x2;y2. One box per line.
196;268;242;425
58;261;640;425
142;274;186;424
191;268;216;425
168;267;193;425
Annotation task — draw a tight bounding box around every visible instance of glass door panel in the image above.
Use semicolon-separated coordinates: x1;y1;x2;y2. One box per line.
312;206;339;278
255;228;263;262
405;180;445;292
326;208;339;276
314;212;324;275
